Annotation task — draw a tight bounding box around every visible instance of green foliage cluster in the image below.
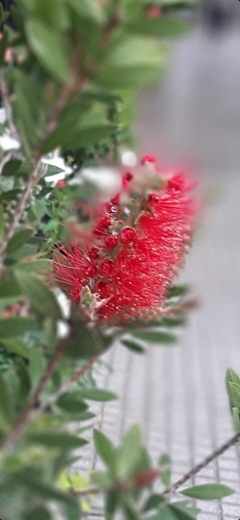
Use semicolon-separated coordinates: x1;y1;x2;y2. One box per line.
0;0;235;518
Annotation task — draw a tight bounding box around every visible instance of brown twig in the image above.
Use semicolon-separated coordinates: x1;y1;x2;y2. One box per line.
0;70;22;143
0;155;41;266
164;431;240;495
2;336;70;454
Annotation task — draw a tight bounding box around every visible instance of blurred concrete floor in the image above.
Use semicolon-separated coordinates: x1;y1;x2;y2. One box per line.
80;25;240;520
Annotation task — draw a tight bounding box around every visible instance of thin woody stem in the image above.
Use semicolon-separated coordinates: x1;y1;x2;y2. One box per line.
37;357;97;416
0;156;41;265
0;71;22;143
164;431;240;495
2;337;70;454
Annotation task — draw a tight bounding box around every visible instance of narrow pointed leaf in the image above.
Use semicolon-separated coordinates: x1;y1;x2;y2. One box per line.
76;388;117;402
181;483;235;500
117;424;142;478
15;270;62;319
93;429;116;470
29;432;88;449
0;318;35;339
26;20;70;83
133;331;176;344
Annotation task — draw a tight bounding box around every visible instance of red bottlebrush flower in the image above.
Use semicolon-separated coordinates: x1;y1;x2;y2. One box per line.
111;193;120;205
57;180;66;188
146;6;162;18
53;156;197;324
53;245;89;303
148;192;160;207
104;235;118;250
120;227;136;245
87;247;99;260
98;259;115;277
122;172;133;189
141;155;157;166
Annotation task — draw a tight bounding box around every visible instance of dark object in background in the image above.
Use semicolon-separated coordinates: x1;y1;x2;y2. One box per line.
0;0;15;28
202;0;234;33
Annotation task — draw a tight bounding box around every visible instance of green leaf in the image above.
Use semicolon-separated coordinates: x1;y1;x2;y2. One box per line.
95;63;163;90
42;123;116;154
125;17;188;38
0;373;13;431
0;372;12;430
169;502;200;520
232;407;240;432
226;368;240;409
64;498;81;520
15;271;62;319
76;388;117;402
0;278;23;305
181;483;235;500
30;0;64;30
0;317;35;339
91;470;112;487
25;506;53;520
159;453;171;487
160;317;186;328
123;503;139;520
147;506;176;520
29;431;88;449
121;339;145;354
0;204;4;241
117;424;142;479
13;70;46;153
2;159;22;177
3;338;30;359
67;411;95;422
16;259;52;273
81;89;121;104
66;325;104;359
133;331;176;344
16;473;75;504
57;394;88;414
168;285;189;298
95;36;165;89
143;493;165;512
16;359;32;404
228;382;240;408
29;347;46;387
93;429;116;470
105;490;119;519
6;228;33;255
152;0;193;6
26;20;70;83
67;0;105;24
31;199;47;220
226;368;240;385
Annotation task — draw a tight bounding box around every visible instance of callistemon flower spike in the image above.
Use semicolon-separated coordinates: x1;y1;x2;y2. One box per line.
53;156;197;324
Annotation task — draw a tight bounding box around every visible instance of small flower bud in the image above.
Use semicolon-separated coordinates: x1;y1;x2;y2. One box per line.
111;193;120;205
120;227;136;245
141;155;157;166
57;180;66;188
122;172;133;189
98;259;114;277
104;235;118;250
87;247;99;260
95;281;111;298
148;193;160;206
98;216;112;229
